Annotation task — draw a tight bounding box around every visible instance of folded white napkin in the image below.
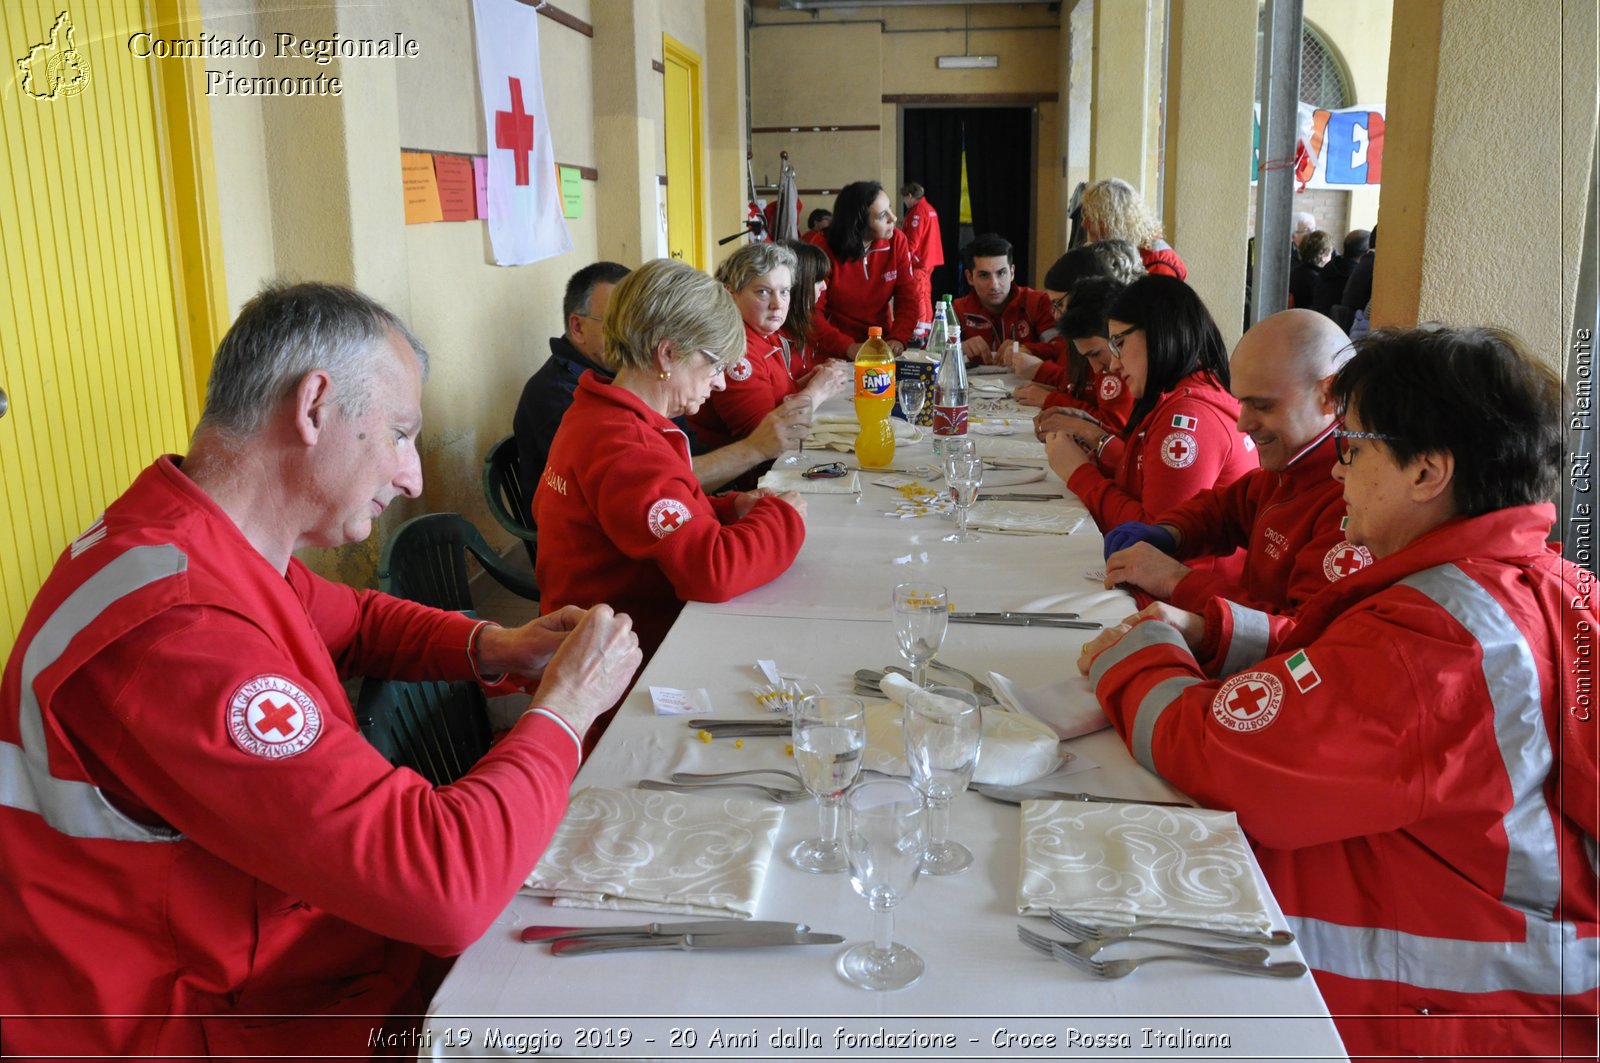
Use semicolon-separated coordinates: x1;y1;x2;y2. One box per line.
965;500;1087;536
986;672;1111;740
864;674;1059;785
1016;801;1274;933
523;787;784;919
755;468;862;494
975;436;1049;461
980;467;1047;487
968;364;1011;376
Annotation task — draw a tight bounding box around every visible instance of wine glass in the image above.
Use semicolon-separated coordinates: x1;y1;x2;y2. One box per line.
892;582;948;688
903;686;982;875
789;695;867;874
839;779;927;991
897;379;927;442
942;455;984;543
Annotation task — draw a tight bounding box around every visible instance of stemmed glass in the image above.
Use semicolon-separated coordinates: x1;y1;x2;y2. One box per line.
789;695;867;874
903;686;983;876
838;779;928;991
897;379;927;443
943;454;984;543
892;582;948;688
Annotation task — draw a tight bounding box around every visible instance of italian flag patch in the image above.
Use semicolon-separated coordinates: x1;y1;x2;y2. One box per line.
1171;414;1198;430
1284;649;1321;693
1340;515;1349;531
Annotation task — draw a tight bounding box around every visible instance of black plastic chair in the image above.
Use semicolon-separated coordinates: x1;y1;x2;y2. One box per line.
354;676;493;787
482;435;538;570
378;512;538;614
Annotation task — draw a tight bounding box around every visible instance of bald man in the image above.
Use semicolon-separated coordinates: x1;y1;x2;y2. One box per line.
1102;309;1371;615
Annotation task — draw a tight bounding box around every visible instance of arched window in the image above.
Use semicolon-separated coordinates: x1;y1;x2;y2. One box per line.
1255;12;1355;109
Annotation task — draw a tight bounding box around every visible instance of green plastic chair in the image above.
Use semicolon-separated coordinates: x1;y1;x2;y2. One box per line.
354;675;493;787
482;434;538;570
378;512;538;614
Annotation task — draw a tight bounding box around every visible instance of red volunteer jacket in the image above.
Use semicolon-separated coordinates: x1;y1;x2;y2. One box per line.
951;286;1066;361
0;458;581;1058
1140;243;1188;280
1089;503;1599;1058
814;229;920;356
534;373;805;660
901;196;944;274
1159;425;1368;613
1039;367;1137;436
687;321;802;451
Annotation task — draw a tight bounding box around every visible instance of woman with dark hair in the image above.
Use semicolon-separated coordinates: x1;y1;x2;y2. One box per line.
780;237;833;377
1077;325;1597;1061
1024;277;1137;441
810;180;920;358
1045;274;1256;534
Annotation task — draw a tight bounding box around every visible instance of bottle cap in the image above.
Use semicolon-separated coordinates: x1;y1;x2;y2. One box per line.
867;326;883;337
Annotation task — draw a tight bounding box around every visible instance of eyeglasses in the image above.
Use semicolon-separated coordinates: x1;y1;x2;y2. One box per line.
697;349;727;376
802;461;847;480
1332;428;1403;465
1106;325;1140;359
1049;294;1068;316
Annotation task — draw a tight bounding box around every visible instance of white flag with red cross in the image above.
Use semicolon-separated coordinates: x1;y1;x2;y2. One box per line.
473;0;572;265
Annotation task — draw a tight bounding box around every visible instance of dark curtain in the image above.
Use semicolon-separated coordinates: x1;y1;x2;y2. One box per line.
901;109;964;303
962;107;1036;287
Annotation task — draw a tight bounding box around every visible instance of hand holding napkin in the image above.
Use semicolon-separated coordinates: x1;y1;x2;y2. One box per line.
1016;800;1275;934
866;673;1059;785
985;672;1111;740
524;787;783;919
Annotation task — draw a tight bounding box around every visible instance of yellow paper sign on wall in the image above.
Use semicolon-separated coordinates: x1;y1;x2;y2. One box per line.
559;166;583;219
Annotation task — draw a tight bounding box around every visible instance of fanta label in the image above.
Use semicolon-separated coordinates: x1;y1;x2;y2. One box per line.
856;366;895;397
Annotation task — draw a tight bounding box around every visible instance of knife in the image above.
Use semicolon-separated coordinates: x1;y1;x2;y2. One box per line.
973;783;1194;808
949;610;1081;620
521;919;807;943
982;493;1065;501
687;718;789;729
949;615;1103;630
551;929;844;956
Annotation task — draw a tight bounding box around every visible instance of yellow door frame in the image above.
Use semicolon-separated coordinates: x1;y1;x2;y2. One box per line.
661;33;705;270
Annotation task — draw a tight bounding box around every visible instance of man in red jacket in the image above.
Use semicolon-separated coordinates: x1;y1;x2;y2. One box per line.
950;232;1065;367
0;283;642;1058
899;182;943;323
1099;309;1366;617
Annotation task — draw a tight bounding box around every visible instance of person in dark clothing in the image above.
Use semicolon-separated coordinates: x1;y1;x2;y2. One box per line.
1312;228;1370;322
1288;230;1332;311
1342;225;1378;337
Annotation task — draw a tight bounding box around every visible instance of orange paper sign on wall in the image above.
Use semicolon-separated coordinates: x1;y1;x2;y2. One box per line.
402;151;443;224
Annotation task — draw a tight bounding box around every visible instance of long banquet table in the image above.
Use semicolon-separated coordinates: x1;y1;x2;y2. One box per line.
422;408;1349;1061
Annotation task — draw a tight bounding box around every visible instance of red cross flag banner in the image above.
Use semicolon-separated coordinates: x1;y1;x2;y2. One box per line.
472;0;571;265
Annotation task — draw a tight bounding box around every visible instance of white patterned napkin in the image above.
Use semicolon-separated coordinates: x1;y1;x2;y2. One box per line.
965;500;1087;536
524;787;784;918
985;672;1111;740
861;690;1059;786
1016;801;1274;933
975;436;1049;461
756;467;862;494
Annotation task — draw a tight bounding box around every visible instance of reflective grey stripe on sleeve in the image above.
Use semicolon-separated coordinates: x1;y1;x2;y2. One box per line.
1219;600;1271;677
1287;914;1600;996
1;545;187;842
1040;326;1061;342
1088;621;1199;775
1399;564;1560;920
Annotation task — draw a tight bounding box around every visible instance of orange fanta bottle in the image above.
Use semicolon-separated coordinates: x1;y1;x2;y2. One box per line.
854;327;897;468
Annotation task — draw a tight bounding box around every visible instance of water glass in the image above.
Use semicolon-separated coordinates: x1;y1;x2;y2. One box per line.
789;695;867;874
943;455;984;543
891;582;948;688
839;779;927;991
903;686;982;875
898;379;927;441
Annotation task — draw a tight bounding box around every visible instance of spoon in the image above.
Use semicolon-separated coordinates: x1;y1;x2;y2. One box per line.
671;768;806;787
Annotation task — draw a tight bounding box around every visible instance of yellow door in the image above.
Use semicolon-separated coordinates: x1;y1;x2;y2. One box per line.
0;0;224;648
661;35;704;268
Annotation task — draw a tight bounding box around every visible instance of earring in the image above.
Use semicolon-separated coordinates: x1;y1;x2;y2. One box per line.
659;369;671;380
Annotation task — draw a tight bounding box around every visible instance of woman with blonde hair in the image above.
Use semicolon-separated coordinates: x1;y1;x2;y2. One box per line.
1080;178;1188;280
534;258;808;666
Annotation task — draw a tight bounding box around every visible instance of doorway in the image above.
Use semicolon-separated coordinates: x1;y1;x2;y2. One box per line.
661;35;706;269
903;106;1036;299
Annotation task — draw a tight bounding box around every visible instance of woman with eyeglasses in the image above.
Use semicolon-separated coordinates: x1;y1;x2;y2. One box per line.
809;180;920;358
534;259;808;676
1044;275;1256;553
1077;325;1597;1061
1025;277;1137;445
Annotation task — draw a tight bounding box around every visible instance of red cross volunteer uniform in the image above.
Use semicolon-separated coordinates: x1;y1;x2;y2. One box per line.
534;372;805;663
0;458;584;1058
686;321;802;451
1087;502;1599;1059
902;196;943;323
951;286;1065;362
1039;367;1137;438
813;230;920;357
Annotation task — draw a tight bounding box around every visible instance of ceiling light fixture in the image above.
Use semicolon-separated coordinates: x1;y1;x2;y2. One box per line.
936;54;999;69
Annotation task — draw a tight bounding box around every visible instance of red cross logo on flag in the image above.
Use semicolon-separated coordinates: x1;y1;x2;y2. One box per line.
648;497;693;539
227;675;323;759
1210;672;1284;733
1323;540;1373;582
1160;431;1198;469
494;77;535;185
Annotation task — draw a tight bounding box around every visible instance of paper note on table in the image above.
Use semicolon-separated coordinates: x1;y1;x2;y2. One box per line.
649;686;712;716
401;152;443;224
873;474;920;488
755;659;781;685
433;153;477;220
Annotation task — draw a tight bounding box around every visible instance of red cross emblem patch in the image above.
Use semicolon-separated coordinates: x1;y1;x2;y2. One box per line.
647;497;692;539
1099;374;1123;400
1322;540;1373;582
1159;431;1198;469
728;358;753;382
227;675;322;759
1210;672;1284;733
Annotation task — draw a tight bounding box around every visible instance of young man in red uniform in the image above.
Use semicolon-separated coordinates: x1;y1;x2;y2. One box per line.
950;232;1065;367
0;284;643;1058
899;182;943;323
1099;309;1368;618
1078;326;1597;1059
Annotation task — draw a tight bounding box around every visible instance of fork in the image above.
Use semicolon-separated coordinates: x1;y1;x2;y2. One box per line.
637;779;810;803
1017;926;1307;980
1050;911;1296;947
671;768;806;787
1018;923;1269;963
927;660;998;701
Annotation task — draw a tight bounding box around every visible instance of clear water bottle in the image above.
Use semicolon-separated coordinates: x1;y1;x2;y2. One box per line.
932;307;968;458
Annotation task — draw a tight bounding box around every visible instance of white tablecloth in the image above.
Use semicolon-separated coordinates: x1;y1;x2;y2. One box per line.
422;401;1348;1061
